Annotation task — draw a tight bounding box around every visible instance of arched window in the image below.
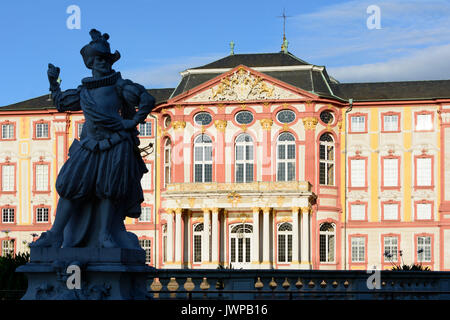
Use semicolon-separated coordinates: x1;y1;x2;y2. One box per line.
319;133;334;185
235;133;254;183
319;223;335;263
162;224;167;262
277;222;293;263
194;135;213;182
230;223;253;267
277;132;296;181
193;223;203;263
164;138;172;187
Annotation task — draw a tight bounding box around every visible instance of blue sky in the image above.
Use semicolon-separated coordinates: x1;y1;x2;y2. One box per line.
1;0;450;106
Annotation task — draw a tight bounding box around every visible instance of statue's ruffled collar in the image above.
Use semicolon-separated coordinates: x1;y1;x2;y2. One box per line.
82;71;121;89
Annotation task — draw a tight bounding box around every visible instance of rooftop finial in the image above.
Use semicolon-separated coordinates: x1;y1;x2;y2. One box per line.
230;41;235;55
278;9;291;53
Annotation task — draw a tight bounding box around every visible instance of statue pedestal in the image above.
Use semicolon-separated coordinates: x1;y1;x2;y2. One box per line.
16;247;153;300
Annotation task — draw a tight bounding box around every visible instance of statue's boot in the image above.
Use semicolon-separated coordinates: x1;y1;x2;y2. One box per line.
29;230;63;248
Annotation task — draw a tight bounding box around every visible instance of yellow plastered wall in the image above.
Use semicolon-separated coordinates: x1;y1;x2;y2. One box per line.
403;108;412;222
369;108;379;222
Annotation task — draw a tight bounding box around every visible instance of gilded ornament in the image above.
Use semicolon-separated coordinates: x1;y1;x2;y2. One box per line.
302;117;318;130
260;118;273;130
172;120;186;131
214;120;227;132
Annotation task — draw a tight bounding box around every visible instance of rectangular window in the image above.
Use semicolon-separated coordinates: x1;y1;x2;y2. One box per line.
416;157;432;186
194;234;202;263
139;239;152;264
35;123;49;138
35;164;49;191
139;122;152;137
350;204;366;221
138;206;152;222
384;236;398;262
417;236;432;262
1;207;14;223
1;124;14;139
351;237;365;263
417;203;432;220
36;207;49;223
141;163;152;190
383;158;398;187
1;239;14;257
351;116;365;132
383;114;399;132
383;203;399;220
416;114;432;131
1;165;14;192
77;122;84;139
350;159;365;188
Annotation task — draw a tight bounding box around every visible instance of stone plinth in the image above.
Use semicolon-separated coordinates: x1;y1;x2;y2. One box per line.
17;247;153;300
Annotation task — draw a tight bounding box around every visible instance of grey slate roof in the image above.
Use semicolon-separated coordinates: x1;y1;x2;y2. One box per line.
0;88;174;111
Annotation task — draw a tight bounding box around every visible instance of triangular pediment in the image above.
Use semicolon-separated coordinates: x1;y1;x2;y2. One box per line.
170;65;317;104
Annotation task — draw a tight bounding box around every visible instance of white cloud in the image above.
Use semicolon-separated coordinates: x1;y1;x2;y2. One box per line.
328;44;450;82
121;55;223;88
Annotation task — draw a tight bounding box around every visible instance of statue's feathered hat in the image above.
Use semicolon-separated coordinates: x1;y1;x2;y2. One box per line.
80;29;120;69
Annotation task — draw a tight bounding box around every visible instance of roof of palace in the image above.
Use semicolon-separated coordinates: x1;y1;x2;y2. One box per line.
3;51;450;110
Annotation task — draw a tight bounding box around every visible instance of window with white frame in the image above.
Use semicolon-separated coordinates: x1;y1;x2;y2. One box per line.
162;224;167;262
319;133;334;185
416;157;432;186
416;113;432;131
139;122;152;137
383;158;398;187
1;207;14;223
35;123;49;138
383;203;399;220
35;164;49;191
350;203;366;220
383;114;399;132
1;239;14;257
351;237;365;263
350;115;365;132
417;203;432;220
139;239;152;264
164;138;171;187
350;159;365;187
77;122;84;139
277;132;296;181
1;165;14;192
384;236;398;262
194;135;213;183
319;223;335;263
141;163;152;190
139;206;152;222
417;236;432;262
277;222;292;263
36;207;49;223
193;223;203;263
1;123;14;139
235;133;254;183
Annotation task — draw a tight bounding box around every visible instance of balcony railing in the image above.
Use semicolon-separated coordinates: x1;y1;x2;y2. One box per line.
147;269;450;300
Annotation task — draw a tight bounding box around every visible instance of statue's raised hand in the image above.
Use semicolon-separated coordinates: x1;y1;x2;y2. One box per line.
47;63;60;87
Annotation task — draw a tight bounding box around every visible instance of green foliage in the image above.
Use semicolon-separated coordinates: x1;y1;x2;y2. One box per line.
0;252;30;299
391;264;431;271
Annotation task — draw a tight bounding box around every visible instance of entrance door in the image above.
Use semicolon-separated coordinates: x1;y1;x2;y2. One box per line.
229;223;252;269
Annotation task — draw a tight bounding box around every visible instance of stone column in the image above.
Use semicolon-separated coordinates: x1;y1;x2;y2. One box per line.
174;208;183;268
166;209;175;264
260;119;273;181
261;207;272;269
202;208;211;267
300;206;312;269
291;206;300;268
172;120;186;183
251;207;260;268
211;207;220;265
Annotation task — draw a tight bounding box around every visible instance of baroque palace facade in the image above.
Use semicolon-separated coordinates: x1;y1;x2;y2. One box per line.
1;51;450;271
